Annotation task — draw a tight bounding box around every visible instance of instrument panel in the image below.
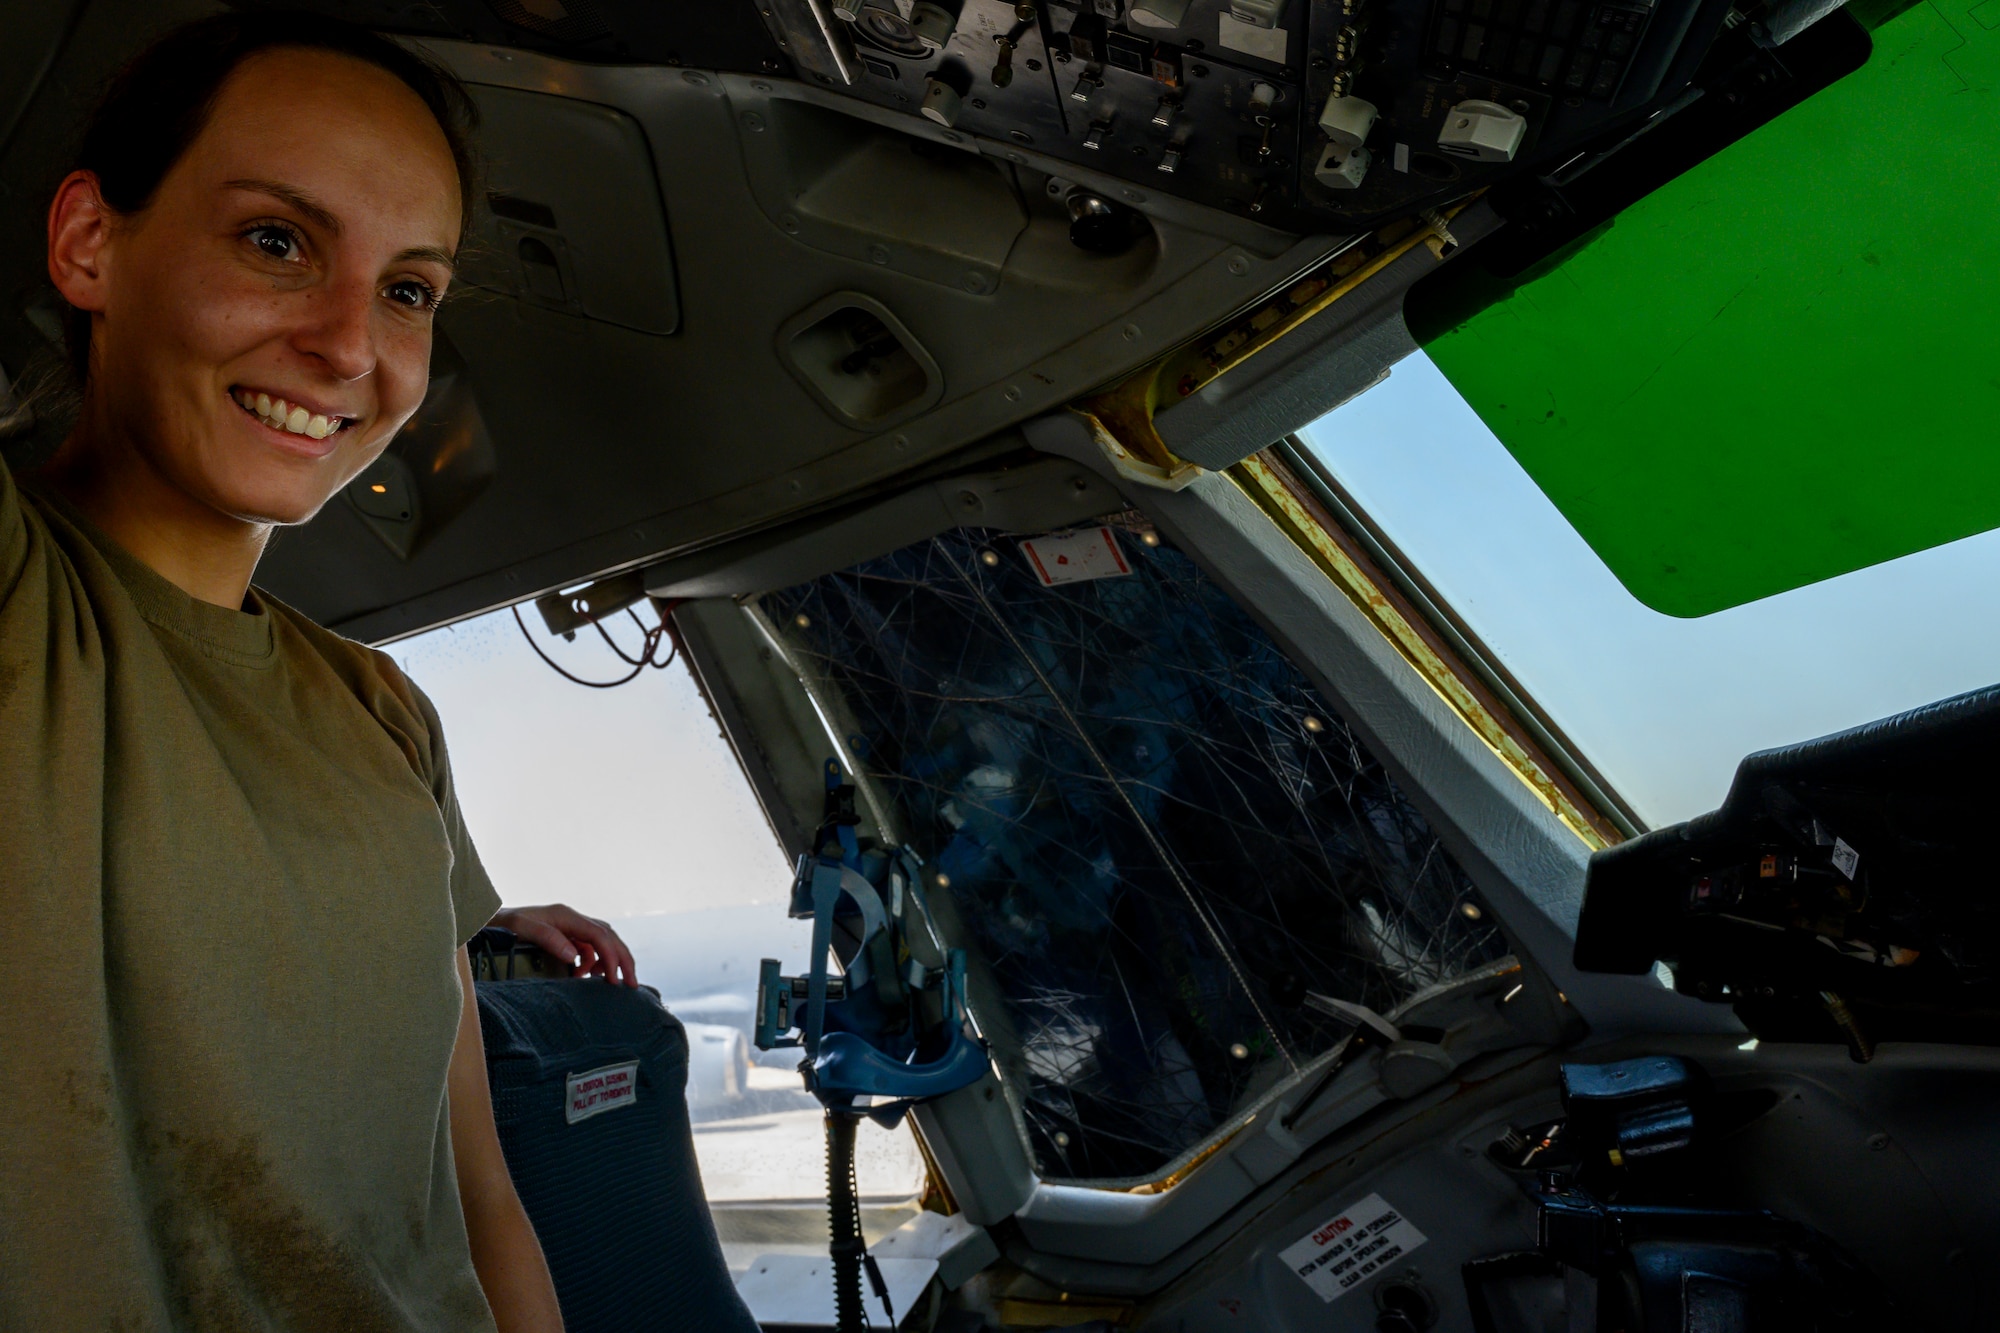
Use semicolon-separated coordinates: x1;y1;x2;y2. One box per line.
760;0;1731;231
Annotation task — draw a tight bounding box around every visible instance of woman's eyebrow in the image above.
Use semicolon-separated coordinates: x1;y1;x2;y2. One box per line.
394;244;458;274
224;177;341;234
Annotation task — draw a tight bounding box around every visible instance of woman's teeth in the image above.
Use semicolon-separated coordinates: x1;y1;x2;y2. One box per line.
233;388;343;441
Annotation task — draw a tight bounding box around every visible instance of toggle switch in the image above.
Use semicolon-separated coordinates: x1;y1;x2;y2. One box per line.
1159;142;1184;172
1083;118;1112;149
1152;96;1178;128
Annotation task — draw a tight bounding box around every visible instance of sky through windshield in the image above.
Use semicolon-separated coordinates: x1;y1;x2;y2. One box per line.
1298;352;2000;828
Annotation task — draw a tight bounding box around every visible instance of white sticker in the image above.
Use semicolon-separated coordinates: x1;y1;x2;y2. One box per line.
1832;838;1859;880
1019;527;1133;587
565;1060;639;1124
1280;1193;1428;1303
1217;13;1290;62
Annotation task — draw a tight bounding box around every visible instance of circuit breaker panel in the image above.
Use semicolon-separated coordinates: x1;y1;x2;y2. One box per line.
758;0;1729;230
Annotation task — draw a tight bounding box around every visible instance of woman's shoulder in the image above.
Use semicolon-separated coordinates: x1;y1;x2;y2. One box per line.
258;592;444;753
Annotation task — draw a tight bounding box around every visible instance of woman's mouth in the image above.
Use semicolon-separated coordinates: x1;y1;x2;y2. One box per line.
231;387;351;441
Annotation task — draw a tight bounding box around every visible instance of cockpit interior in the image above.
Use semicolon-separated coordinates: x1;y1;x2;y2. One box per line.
2;0;1994;1328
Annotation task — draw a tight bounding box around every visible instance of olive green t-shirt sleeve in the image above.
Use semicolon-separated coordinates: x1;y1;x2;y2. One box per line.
408;681;502;945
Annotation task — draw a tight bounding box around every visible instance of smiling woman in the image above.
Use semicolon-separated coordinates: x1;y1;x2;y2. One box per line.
41;35;467;587
0;14;572;1333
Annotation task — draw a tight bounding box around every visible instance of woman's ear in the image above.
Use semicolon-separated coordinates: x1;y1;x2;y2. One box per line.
47;170;115;314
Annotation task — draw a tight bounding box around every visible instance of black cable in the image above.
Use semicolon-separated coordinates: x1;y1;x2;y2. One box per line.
511;601;680;689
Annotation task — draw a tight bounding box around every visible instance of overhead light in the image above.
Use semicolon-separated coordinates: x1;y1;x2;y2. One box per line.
370;483;388;493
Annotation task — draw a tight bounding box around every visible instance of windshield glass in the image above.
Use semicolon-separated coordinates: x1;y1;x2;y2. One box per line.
1297;353;2000;828
759;521;1505;1184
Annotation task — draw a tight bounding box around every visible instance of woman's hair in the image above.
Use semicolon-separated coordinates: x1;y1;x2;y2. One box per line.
58;12;480;386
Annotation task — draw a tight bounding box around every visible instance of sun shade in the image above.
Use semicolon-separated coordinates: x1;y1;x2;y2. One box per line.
1411;0;1995;617
761;524;1504;1183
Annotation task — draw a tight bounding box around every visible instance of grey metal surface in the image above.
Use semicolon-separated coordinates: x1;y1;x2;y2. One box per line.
1134;1037;2000;1329
1153;203;1506;472
233;44;1342;643
645;455;1122;599
673;597;850;860
459;84;681;335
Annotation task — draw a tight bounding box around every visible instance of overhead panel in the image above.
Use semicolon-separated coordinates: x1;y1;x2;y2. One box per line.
756;0;1735;232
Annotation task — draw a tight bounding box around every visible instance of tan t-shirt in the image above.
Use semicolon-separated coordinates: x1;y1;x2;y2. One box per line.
0;453;502;1331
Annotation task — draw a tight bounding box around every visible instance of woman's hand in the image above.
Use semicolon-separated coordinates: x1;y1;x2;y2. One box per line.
490;905;638;987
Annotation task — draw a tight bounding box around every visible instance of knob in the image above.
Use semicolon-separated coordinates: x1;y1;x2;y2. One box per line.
1313;140;1370;189
1128;0;1193;26
1436;99;1526;162
921;75;963;127
1066;192;1137;253
910;0;960;49
1318;92;1377;148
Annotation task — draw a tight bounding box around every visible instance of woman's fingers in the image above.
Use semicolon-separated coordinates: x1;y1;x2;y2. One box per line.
491;908;582;969
488;905;639;986
564;914;639;987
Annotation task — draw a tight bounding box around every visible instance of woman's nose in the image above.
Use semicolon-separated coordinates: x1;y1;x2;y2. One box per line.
291;277;378;382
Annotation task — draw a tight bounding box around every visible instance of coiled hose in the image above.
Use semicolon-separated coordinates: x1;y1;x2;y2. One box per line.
827;1111;866;1332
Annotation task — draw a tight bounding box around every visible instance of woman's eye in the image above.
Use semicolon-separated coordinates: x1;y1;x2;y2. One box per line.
247;226;298;261
385;280;438;311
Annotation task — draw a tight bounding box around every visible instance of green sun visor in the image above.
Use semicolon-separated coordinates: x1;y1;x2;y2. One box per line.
1406;0;1996;618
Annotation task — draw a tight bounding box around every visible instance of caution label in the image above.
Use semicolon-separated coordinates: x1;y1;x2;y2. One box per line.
1019;527;1132;587
565;1060;639;1124
1279;1193;1428;1303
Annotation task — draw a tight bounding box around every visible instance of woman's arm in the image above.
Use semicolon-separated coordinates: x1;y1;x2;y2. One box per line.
447;949;566;1333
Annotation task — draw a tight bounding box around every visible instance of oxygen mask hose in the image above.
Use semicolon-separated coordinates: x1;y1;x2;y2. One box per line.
827;1111;866;1332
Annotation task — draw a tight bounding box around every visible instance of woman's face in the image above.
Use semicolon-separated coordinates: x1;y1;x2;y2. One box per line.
66;47;462;526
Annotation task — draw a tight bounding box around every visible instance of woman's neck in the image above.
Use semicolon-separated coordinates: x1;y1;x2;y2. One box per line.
39;402;270;610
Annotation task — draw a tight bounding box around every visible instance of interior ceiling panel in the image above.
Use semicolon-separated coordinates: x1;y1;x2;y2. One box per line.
243;43;1342;642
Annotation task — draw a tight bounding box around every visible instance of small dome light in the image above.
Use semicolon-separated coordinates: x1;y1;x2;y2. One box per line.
1140;531;1160;547
369;483;388;494
980;550;1001;567
794;613;811;629
1460;902;1484;920
1302;715;1325;733
1229;1042;1250;1059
